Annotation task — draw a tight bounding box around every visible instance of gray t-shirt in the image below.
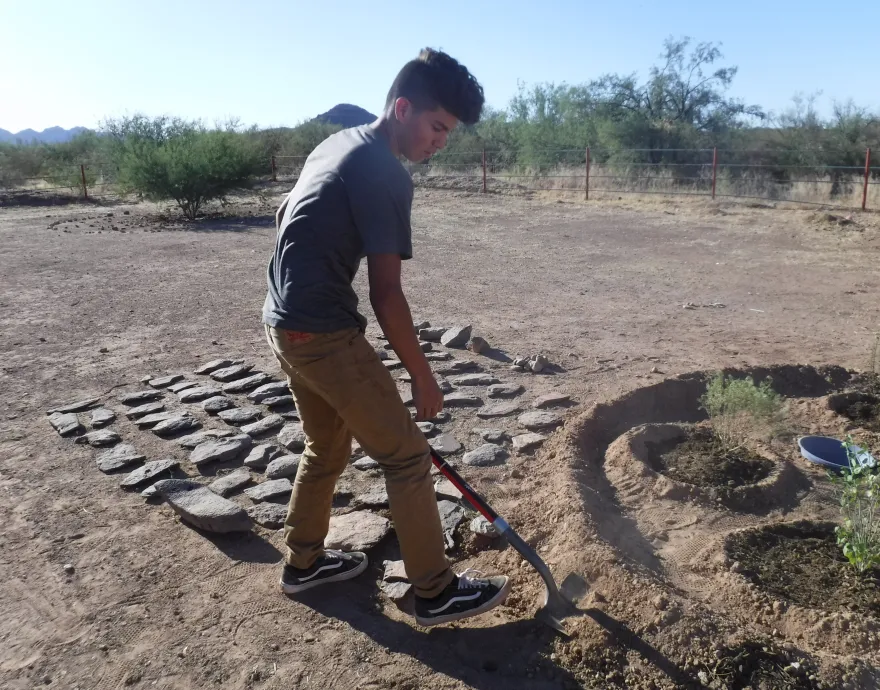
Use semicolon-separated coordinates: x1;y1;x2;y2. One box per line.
262;125;414;333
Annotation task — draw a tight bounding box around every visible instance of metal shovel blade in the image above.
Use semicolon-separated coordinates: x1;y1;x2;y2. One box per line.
535;573;589;636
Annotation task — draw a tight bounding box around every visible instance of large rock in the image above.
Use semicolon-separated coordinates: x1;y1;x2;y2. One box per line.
244;478;292;503
441;325;472;348
443;392;482;408
419;327;448;342
152;479;252;533
47;397;100;415
152;415;201;437
135;410;189;429
210;363;254;382
175;429;235;449
119;390;163;405
247;382;290;403
474;428;509;444
278;423;307;452
243;444;284;469
201;396;235;414
429;433;462;455
512;432;547;452
450;373;499;387
533;392;572;409
353;485;389;508
125;401;165;419
190;434;252;466
353;457;380;471
194;358;235;375
262;395;294;409
434;477;463;501
462;443;508;467
96;444;145;472
470;515;500;538
468;336;490;354
241;414;284;437
247;503;287;529
120;459;179;489
477;402;521;419
325;511;391;551
149;374;184;388
74;429;121;447
222;372;272;394
518;411;563;431
168;380;199;393
416;421;436;436
208;469;252;497
178;385;222;403
435;360;480;375
89;408;116;428
487;383;525;399
437;500;465;551
218;406;262;425
48;412;82;436
265;454;301;480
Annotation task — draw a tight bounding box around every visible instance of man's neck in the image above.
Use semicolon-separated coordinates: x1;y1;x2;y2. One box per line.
370;115;401;159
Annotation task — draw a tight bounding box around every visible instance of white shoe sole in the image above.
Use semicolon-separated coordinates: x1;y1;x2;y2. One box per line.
414;577;512;627
279;555;369;594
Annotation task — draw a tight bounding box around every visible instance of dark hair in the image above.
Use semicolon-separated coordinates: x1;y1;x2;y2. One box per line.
386;48;485;125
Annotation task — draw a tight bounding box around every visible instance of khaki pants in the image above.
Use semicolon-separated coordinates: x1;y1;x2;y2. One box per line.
265;325;454;598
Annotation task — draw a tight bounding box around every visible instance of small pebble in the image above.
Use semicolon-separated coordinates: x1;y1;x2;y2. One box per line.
63;563;75;574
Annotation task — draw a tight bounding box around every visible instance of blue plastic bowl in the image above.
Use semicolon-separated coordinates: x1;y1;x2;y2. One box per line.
798;435;875;472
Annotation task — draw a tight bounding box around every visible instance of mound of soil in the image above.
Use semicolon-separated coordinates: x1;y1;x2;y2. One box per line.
841;397;880;432
704;640;820;690
648;427;773;489
725;522;879;617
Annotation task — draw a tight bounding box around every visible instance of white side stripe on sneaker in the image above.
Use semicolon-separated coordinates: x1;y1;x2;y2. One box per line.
427;591;482;614
296;560;343;582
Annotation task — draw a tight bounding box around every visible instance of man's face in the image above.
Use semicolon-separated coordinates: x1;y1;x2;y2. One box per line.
394;98;459;162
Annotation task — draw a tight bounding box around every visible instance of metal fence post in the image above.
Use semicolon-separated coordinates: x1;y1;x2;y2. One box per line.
863;148;872;211
481;149;487;193
585;147;590;201
271;156;277;182
711;147;718;200
81;164;88;199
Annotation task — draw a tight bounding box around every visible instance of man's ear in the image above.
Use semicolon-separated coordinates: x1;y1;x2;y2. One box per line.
393;97;413;124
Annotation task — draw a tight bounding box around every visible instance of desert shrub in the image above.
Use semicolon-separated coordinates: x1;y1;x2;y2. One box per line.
700;373;786;451
830;437;879;574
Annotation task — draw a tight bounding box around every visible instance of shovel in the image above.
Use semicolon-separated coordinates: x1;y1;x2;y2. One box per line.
429;447;586;635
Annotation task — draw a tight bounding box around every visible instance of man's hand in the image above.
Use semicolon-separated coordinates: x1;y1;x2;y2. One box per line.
411;373;444;422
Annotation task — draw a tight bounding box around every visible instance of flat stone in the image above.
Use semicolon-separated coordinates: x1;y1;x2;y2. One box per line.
210;363;254;382
120;459;179;489
149;374;184;388
74;429;121;447
247;381;290;402
175;429;236;449
135;410;189;429
90;408;116;428
190;434;252;466
450;373;499;387
262;395;294;409
430;411;452;424
141;484;159;499
152;415;201;437
125;401;165;419
221;372;272;394
278;423;307;452
518;411;563;431
208;469;253;497
247;503;287;529
477;402;521;419
96;444;145;472
420;342;433;353
437;500;465;550
153;479;251;533
244;478;292;503
533;392;572;409
265;454;301;479
243;444;284;469
434;477;463;501
376;348;389;361
512;432;547;452
425;351;453;361
201;396;235;413
325;511;391;551
241;414;284;437
382;359;403;370
119;390;163;405
462;443;508;467
470;515;500;538
443;392;482;408
279;410;301;420
413;320;431;330
194;358;235;375
429;433;462;455
383;559;409;582
47;397;100;415
529;355;550;373
353;486;389;508
218;406;263;425
435;360;480;375
475;428;510;444
353;457;380;471
468;336;490;354
168;380;199;393
48;412;82;436
488;383;525;399
441;325;472;348
419;327;448;342
380;580;413;605
178;385;223;403
416;421;436;436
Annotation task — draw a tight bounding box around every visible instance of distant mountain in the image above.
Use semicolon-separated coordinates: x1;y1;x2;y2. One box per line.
0;126;89;144
314;104;376;128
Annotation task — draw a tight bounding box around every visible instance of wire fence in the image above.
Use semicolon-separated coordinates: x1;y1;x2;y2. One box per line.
2;148;878;210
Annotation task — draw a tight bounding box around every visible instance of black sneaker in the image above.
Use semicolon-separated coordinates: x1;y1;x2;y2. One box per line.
279;550;368;594
414;569;511;627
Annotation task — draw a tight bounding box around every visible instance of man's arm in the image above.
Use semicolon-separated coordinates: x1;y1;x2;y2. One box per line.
368;253;443;421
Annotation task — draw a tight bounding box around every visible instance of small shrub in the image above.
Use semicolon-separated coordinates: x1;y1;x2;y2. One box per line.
830;436;879;574
700;372;786;451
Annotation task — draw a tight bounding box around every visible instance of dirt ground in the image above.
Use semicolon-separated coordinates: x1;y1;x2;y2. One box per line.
1;187;879;690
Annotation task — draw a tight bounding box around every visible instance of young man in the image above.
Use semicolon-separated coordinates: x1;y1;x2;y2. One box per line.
262;48;510;627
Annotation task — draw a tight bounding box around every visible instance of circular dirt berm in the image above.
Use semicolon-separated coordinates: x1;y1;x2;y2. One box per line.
826;391;880;432
606;422;794;510
725;521;879;617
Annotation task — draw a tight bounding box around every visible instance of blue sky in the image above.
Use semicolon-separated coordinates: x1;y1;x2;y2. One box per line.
2;0;877;133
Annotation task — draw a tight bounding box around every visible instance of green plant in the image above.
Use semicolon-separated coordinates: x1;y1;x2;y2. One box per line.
700;372;786;451
830;436;879;574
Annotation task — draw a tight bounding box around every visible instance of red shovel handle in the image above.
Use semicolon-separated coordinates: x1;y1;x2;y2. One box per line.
429;448;499;523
